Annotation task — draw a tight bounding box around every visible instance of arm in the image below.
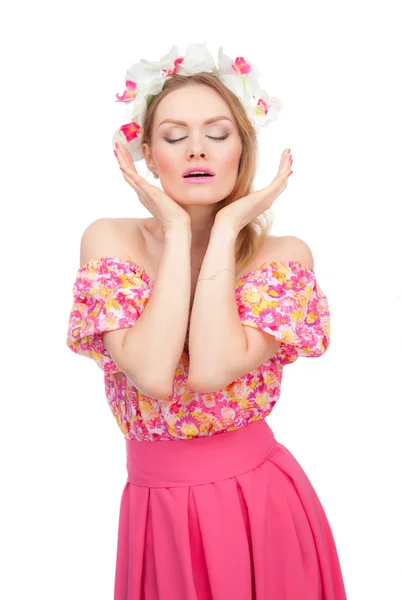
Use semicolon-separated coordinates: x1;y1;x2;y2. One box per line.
81;219;192;400
122;224;192;398
187;226;312;393
188;220;277;392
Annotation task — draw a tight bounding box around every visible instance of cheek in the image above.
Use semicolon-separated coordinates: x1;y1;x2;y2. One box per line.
219;143;242;173
152;148;174;174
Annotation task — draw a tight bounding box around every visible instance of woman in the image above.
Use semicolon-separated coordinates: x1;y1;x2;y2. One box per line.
66;44;347;599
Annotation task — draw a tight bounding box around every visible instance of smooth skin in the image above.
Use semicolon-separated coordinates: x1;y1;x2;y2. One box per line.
113;83;293;239
115;141;292;237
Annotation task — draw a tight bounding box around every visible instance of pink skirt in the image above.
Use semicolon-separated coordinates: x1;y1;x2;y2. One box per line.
114;418;347;599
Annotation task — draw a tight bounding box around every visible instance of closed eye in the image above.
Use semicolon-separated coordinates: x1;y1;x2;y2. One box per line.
164;134;230;144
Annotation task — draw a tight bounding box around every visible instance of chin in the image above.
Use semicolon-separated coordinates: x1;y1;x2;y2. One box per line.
164;188;225;206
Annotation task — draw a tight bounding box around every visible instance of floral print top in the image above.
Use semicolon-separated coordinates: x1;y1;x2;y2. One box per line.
66;257;330;441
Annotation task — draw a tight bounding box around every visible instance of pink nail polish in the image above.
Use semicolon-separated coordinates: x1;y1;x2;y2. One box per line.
289;170;293;176
113;149;117;157
120;167;126;173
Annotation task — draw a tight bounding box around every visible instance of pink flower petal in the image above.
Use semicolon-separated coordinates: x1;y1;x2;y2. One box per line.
119;121;141;143
232;57;252;76
115;80;137;102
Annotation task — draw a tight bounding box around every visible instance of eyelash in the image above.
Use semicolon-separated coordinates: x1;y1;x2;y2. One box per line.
165;134;230;144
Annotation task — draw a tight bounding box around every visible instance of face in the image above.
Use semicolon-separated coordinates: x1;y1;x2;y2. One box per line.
143;84;243;207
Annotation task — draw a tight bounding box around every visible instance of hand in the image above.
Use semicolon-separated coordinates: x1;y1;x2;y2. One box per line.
114;142;191;233
214;149;293;234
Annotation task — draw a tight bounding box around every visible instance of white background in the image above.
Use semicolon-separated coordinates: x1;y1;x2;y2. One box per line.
1;0;400;598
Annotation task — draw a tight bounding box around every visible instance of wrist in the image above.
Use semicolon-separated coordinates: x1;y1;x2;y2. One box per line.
163;222;192;241
212;218;238;239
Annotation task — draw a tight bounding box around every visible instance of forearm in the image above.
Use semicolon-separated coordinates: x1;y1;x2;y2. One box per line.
187;220;248;390
122;224;192;398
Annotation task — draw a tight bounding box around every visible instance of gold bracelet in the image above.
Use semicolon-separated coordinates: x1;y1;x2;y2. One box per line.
198;268;234;282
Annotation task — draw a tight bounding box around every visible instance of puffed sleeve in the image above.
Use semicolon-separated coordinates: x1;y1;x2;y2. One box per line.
236;260;330;366
66;257;152;374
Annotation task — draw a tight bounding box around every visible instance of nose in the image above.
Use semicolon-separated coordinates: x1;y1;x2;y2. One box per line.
187;139;207;159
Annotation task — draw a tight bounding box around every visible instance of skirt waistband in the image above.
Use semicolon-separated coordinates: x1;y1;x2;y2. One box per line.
125;418;278;488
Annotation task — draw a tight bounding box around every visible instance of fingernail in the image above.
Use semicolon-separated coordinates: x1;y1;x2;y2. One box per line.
289;170;293;176
113;149;118;157
120;167;126;173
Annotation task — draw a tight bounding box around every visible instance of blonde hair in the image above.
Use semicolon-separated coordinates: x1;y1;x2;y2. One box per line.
141;71;274;277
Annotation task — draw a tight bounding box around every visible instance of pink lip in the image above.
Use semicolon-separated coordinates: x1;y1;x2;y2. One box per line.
183;175;215;184
182;166;215;177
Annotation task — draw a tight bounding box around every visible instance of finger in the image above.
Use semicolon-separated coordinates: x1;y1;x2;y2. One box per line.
278;149;291;175
269;168;291;195
119;165;141;185
276;149;287;172
114;145;146;185
120;169;141;193
117;143;135;169
119;163;155;193
114;142;137;174
276;157;292;184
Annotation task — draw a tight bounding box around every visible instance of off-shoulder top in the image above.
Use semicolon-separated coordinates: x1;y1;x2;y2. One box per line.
66;257;330;441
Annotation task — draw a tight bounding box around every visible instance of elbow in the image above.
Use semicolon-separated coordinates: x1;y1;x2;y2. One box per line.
124;370;173;401
187;372;230;394
187;377;202;393
187;377;206;393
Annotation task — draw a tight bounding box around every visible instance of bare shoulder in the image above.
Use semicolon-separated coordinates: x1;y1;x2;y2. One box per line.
79;217;137;268
262;235;314;270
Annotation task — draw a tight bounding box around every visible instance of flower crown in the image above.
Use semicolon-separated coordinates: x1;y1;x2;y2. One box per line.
112;43;284;162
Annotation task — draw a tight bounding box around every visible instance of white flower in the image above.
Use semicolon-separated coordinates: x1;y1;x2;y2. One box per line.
247;91;284;133
174;42;216;76
217;46;261;107
112;43;284;162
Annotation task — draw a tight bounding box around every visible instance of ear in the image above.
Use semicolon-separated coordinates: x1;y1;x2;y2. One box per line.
142;143;155;172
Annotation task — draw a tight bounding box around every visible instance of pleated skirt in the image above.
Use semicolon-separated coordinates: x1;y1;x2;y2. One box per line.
114;418;347;599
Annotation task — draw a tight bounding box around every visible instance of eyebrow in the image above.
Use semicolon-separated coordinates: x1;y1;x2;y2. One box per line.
158;116;232;128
